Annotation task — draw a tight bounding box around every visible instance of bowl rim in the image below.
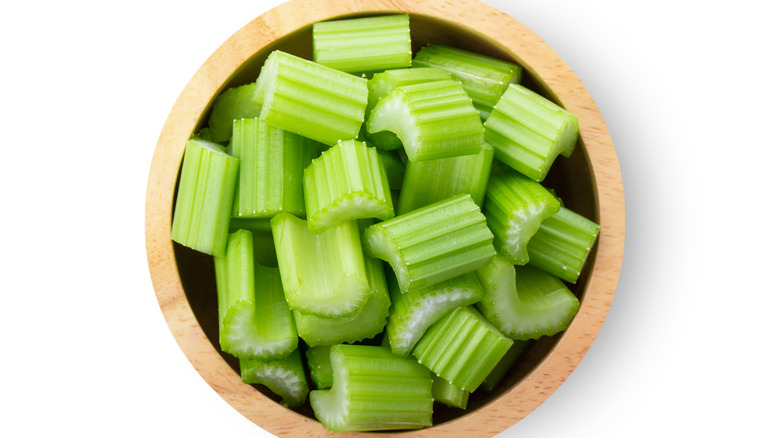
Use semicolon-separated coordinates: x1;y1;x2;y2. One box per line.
144;0;625;436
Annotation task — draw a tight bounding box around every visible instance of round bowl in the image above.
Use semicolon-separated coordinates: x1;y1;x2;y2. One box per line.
145;0;625;436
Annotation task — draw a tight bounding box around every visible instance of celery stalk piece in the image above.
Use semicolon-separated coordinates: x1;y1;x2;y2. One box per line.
386;270;484;357
397;143;494;214
528;206;601;284
252;50;368;145
271;213;369;318
312;14;412;74
240;348;309;408
206;83;263;143
366;79;484;162
214;232;298;360
303;139;394;233
294;254;390;346
310;345;433;432
480;340;529;392
412;44;521;121
171;138;239;257
432;374;469;409
305;346;334;390
413;306;513;392
232;118;319;219
363;194;496;293
484;83;579;181
376;148;405;190
483;170;560;265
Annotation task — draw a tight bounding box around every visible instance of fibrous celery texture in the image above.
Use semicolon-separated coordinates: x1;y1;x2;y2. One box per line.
363;194;495;293
484;83;579;181
313;14;412;74
305;346;334;390
432;374;469;409
240;349;309;408
171;137;238;257
304;139;394;233
206;83;263;142
310;345;433;432
412;44;521;120
253;50;368;145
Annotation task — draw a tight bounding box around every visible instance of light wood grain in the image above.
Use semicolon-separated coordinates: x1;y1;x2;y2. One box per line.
144;0;625;436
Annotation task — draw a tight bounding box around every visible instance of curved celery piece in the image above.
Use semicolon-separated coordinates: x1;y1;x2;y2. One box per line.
271;213;369;318
477;260;580;341
171;138;238;257
366;79;484;162
305;346;334;390
303;139;394;233
240;348;309;408
528;206;601;284
253;50;368;145
231;118;319;219
483;170;560;265
413;306;512;392
480;340;529;392
310;345;433;432
412;44;521;120
386;270;484;357
397;142;494;214
206;83;263;142
363;194;495;293
432;374;468;409
312;14;412;74
376;148;405;190
484;83;579;181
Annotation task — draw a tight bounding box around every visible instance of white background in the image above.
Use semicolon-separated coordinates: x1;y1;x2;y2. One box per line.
1;0;778;436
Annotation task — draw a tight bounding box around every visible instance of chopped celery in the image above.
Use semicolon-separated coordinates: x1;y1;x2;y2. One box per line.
397;142;494;214
480;340;529;392
240;348;309;408
386;270;484;357
253;50;368;145
312;14;412;74
484;83;579;181
412;44;521;120
303;139;394;233
413;306;512;392
363;194;496;293
376;148;405;190
310;345;433;432
171;138;239;257
366;79;484;162
232;118;319;219
271;213;369;318
483;170;560;265
432;374;469;409
206;83;263;142
305;346;334;390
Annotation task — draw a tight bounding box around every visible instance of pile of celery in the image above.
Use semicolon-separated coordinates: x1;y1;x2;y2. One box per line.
170;13;600;432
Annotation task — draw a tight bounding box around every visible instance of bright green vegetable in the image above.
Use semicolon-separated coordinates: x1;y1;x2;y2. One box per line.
206;83;263;142
375;148;405;190
305;346;334;390
240;348;309;408
480;340;529;392
432;374;469;409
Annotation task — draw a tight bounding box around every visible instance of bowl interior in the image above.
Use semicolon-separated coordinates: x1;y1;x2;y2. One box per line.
171;12;598;427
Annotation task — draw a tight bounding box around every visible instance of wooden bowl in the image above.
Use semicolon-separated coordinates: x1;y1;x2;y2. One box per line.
145;0;625;436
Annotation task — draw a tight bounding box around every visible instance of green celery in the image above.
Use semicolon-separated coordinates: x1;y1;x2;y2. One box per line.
240;348;309;408
310;345;433;432
313;14;412;74
363;194;495;293
480;340;529;392
432;374;468;409
305;346;334;390
376;148;405;191
206;83;263;142
171;138;238;257
484;83;579;181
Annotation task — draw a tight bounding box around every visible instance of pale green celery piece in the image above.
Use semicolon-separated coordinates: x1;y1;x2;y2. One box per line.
412;306;512;393
363;194;495;293
294;254;390;346
303;139;394;233
228;220;279;266
484;83;579;181
171;138;239;257
366;79;484;162
376;148;405;191
386;270;484;357
252;50;368;145
480;340;529;392
310;345;433;432
312;14;412;74
271;213;369;318
432;374;468;409
231;118;319;219
412;44;521;120
240;348;309;408
397;142;494;214
207;83;263;142
305;346;334;390
482;170;560;265
528;206;600;284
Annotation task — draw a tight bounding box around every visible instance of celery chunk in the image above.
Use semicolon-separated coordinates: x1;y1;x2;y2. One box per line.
206;83;263;142
480;340;529;392
376;148;405;190
305;346;334;390
432;374;469;409
240;348;309;408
